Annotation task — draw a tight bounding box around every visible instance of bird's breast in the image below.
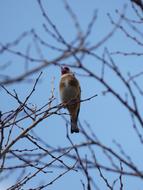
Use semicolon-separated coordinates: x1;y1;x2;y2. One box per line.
60;79;77;102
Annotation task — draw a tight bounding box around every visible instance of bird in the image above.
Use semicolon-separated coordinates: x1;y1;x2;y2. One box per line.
59;66;81;133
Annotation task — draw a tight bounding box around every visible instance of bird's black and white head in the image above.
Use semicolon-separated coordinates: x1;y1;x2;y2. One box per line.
61;67;70;75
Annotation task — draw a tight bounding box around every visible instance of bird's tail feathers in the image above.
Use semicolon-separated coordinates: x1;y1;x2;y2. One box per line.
71;118;79;133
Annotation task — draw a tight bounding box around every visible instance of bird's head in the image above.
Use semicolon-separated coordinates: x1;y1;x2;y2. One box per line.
61;67;70;75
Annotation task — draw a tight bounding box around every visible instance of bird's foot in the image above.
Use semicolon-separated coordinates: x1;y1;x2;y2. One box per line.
69;99;77;106
61;102;67;108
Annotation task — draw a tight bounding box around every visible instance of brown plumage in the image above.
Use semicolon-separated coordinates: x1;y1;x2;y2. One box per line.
59;67;81;133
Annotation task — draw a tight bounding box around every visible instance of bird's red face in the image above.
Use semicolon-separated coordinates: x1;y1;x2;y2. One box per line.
61;67;70;75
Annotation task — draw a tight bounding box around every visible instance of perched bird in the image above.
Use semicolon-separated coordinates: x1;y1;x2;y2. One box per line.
59;67;81;133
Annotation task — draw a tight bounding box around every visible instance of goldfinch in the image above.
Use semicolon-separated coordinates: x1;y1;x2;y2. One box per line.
59;67;81;133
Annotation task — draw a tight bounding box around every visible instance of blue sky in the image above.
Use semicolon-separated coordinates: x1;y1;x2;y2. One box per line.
1;0;143;189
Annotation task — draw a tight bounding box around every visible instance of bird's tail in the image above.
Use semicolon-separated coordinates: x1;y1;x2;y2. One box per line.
71;118;79;133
